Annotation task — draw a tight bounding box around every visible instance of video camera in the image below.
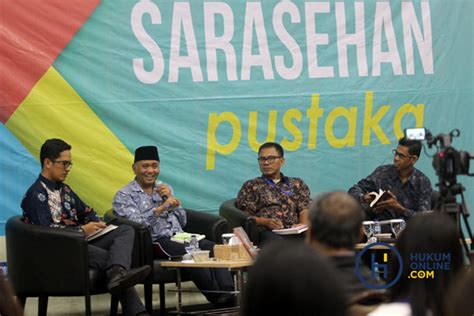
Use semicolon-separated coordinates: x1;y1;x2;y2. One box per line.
406;128;474;259
405;128;473;185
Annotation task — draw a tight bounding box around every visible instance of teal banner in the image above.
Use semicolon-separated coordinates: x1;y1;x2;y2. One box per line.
1;0;473;234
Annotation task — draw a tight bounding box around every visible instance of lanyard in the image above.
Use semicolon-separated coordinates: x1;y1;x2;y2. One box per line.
262;177;294;197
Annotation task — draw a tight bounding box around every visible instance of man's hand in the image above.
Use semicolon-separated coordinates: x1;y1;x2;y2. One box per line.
155;182;172;200
372;191;405;213
155;196;181;215
362;193;375;204
81;221;107;237
257;217;284;230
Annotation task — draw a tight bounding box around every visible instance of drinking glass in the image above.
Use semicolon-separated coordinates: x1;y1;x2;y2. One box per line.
362;221;376;244
390;219;406;239
183;237;194;255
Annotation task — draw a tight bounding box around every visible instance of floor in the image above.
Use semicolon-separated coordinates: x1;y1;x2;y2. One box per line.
1;237;238;315
21;282;211;315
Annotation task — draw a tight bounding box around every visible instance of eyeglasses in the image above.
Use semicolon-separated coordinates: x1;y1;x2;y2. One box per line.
392;149;413;159
257;156;281;164
53;160;73;168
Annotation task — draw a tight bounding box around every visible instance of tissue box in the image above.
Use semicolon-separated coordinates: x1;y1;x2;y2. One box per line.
214;244;251;260
192;250;210;262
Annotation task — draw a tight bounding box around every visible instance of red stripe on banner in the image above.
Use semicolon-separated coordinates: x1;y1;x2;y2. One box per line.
0;0;101;123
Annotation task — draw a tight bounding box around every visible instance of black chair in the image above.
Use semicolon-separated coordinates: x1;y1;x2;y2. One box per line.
105;208;228;315
5;216;119;316
219;198;259;245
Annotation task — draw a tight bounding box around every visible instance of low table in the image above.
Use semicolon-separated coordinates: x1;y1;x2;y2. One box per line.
160;259;254;313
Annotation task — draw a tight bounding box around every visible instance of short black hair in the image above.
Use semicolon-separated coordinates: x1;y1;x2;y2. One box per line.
308;192;364;248
258;142;284;158
40;139;71;167
399;136;422;157
241;241;346;316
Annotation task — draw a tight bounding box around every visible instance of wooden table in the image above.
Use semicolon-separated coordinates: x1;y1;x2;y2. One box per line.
160;259;254;313
354;243;394;250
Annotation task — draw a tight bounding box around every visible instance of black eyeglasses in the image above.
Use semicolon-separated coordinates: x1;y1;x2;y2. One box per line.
53;160;73;168
257;156;281;164
392;149;413;159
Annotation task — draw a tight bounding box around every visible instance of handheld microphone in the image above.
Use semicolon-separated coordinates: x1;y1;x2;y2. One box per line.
155;180;168;201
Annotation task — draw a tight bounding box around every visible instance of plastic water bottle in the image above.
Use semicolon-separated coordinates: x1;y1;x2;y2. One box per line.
189;235;200;253
373;221;381;242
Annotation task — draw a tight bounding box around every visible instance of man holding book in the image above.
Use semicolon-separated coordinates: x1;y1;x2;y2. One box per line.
21;139;150;316
113;145;235;307
348;137;432;222
236;142;311;245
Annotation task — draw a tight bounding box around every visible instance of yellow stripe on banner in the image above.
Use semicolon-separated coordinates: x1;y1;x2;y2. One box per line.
6;66;134;213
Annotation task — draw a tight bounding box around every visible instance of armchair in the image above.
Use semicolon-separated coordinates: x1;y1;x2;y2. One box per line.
5;216;118;316
105;208;228;315
219;198;259;245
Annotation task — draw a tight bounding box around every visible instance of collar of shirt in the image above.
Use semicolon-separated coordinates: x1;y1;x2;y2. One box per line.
130;179;162;203
261;173;290;184
388;164;416;184
39;174;63;191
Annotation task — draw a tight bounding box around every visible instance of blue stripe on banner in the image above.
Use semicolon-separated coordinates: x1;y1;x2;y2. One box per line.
0;123;39;235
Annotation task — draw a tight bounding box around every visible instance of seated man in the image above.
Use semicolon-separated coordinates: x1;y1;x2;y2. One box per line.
306;191;383;300
348;137;432;222
113;146;235;307
21;139;150;316
236;142;311;245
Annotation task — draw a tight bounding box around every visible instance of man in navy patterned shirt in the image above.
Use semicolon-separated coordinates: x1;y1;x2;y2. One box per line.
348;137;432;222
21;139;150;316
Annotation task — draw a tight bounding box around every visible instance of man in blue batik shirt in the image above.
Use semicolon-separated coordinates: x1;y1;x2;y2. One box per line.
21;138;150;316
113;145;235;307
348;137;432;222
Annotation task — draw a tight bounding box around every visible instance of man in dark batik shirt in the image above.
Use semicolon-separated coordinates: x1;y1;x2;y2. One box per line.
21;139;150;316
236;142;311;245
348;137;432;222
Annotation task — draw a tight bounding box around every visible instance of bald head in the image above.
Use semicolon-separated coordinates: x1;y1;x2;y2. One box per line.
308;192;364;249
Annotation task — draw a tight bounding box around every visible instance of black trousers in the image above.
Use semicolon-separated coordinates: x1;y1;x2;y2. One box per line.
88;225;145;316
157;237;234;304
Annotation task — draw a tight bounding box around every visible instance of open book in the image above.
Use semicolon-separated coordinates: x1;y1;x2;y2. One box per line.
368;189;390;208
273;224;308;235
86;224;118;242
170;232;206;244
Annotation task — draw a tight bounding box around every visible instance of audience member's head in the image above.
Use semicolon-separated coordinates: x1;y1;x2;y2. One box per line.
307;191;364;252
241;241;347;316
389;212;464;316
0;272;23;316
445;266;474;316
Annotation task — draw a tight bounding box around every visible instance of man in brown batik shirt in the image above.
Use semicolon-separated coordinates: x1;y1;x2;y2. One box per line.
236;142;311;246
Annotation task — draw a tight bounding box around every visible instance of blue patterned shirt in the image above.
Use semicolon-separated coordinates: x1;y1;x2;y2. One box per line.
113;179;186;241
348;164;432;221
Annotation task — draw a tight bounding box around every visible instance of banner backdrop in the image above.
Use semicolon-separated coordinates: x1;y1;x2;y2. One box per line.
1;0;473;235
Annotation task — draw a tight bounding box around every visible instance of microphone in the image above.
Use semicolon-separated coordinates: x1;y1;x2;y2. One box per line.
155;180;168;201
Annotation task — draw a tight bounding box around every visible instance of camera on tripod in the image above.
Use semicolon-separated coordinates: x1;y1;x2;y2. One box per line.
405;127;473;185
405;127;473;259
